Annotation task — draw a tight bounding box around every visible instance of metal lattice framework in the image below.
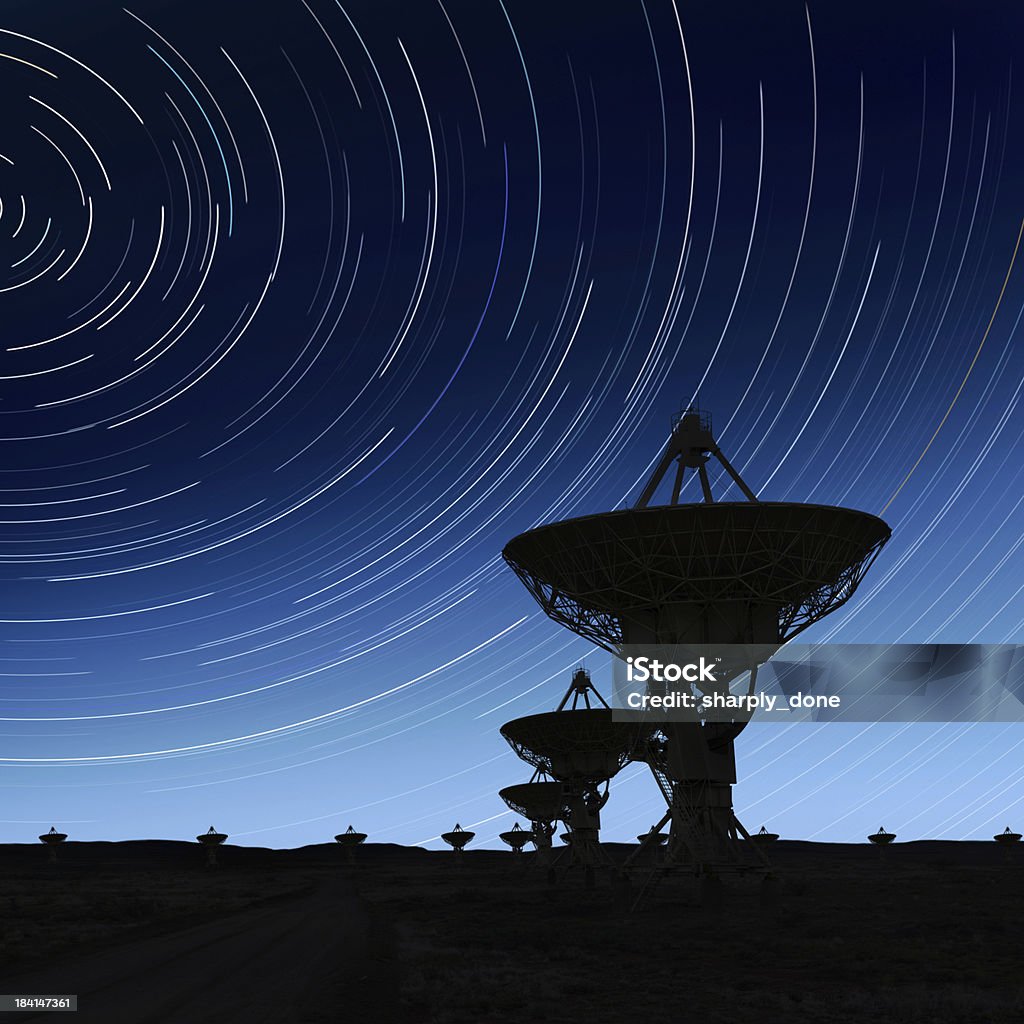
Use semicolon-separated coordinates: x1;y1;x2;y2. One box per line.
503;502;890;652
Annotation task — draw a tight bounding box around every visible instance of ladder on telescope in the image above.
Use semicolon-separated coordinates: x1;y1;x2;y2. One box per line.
647;743;719;868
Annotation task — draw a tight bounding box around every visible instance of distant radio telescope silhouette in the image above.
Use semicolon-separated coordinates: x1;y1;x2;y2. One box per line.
39;826;67;864
868;827;896;845
637;831;669;846
751;826;780;843
994;826;1021;844
335;825;367;863
499;822;532;853
501;666;648;885
635;829;669;866
197;825;228;866
503;407;890;885
441;823;474;853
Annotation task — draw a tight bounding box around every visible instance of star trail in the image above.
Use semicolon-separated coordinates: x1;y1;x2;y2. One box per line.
0;0;1022;849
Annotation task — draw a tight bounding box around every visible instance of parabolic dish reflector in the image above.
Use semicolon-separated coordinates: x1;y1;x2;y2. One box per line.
499;781;567;820
441;830;474;849
637;832;668;845
500;709;650;782
503;502;890;649
335;828;367;846
500;825;532;849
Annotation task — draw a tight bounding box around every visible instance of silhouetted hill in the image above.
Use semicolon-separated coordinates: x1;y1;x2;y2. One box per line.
0;839;1019;1022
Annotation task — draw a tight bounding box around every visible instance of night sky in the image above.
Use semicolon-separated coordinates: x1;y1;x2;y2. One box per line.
1;0;1023;849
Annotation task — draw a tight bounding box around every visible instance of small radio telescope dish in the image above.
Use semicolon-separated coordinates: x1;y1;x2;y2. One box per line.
335;825;367;847
994;826;1021;844
868;827;896;845
499;780;566;822
751;826;780;843
197;825;228;866
335;825;367;862
39;826;67;863
499;822;533;853
441;823;474;852
637;830;669;846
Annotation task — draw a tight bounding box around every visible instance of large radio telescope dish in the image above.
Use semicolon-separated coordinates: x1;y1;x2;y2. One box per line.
504;502;888;652
500;708;647;783
501;406;891;883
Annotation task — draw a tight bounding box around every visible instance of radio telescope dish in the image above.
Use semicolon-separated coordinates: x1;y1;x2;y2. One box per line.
335;825;367;847
197;825;228;866
868;827;896;845
499;822;533;853
501;667;650;784
499;780;566;821
502;406;890;885
504;503;888;651
335;825;367;862
501;709;646;783
751;826;780;843
995;826;1021;844
441;824;474;852
39;826;67;864
637;831;668;846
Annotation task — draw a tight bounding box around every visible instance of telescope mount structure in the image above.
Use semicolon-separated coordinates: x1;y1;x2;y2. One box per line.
503;407;890;887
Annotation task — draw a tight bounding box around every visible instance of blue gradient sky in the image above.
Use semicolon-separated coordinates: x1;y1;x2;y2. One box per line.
0;0;1022;849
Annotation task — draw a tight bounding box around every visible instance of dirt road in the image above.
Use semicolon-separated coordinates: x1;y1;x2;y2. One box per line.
0;875;402;1023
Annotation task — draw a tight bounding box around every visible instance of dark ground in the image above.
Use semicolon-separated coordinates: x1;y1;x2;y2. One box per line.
0;840;1020;1023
